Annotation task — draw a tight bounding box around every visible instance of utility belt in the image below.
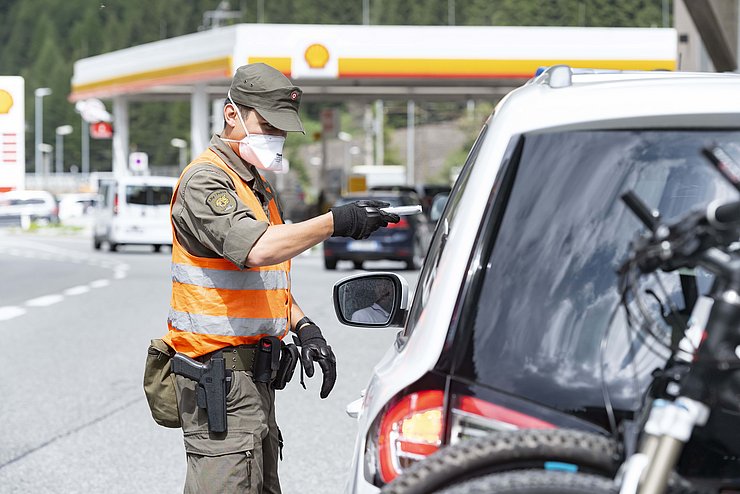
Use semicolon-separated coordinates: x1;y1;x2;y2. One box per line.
171;337;300;433
199;338;299;387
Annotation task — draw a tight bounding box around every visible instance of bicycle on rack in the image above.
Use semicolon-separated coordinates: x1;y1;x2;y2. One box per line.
381;146;740;494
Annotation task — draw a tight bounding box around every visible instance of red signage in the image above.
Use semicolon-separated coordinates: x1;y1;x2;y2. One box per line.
90;121;113;139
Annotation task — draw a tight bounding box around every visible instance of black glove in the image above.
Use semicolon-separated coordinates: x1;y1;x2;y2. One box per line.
295;324;336;399
330;200;401;240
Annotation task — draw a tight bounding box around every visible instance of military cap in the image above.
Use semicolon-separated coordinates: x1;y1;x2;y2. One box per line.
229;63;304;133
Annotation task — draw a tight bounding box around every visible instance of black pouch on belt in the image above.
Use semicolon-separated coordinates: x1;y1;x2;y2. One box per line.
254;336;281;383
272;341;300;390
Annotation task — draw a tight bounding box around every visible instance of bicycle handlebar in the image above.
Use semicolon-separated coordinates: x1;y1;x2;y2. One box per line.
622;195;740;276
710;199;740;226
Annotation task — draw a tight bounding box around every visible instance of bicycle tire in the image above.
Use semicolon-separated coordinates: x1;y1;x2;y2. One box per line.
435;469;616;494
381;429;620;494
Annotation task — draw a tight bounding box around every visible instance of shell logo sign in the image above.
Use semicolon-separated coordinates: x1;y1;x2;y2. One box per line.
304;43;330;69
0;90;13;114
0;76;25;192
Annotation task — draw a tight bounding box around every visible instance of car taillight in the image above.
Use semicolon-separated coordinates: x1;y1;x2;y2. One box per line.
377;390;444;483
370;391;556;485
449;395;555;444
113;193;119;215
386;217;409;229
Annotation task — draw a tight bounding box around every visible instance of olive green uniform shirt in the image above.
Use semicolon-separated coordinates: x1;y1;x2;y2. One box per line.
172;135;282;269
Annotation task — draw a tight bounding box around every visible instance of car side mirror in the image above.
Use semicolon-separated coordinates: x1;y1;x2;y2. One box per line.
430;193;449;222
333;272;409;328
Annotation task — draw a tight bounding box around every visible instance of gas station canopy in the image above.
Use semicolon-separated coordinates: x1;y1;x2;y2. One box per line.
69;23;677;174
71;23;677;102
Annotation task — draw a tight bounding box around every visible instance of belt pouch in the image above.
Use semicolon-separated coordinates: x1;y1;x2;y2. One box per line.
254;336;281;383
143;339;181;428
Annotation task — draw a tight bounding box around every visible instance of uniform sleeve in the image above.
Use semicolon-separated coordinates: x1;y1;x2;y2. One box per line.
173;164;269;269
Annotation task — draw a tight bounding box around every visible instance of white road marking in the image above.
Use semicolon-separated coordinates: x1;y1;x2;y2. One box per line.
64;285;91;296
25;294;65;307
0;239;137;322
0;306;27;321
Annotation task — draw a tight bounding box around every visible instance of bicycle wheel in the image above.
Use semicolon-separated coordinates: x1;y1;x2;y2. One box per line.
381;429;620;494
435;469;615;494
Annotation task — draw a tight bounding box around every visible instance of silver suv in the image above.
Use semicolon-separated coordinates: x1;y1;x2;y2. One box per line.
333;67;740;493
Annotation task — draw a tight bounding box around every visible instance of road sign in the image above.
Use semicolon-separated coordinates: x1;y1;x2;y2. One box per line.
320;108;338;138
75;98;112;123
129;152;148;173
90;121;113;139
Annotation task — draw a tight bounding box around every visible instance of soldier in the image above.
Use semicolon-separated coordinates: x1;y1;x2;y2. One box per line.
161;63;398;493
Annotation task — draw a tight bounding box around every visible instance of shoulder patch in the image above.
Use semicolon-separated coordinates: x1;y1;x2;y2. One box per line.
206;190;237;214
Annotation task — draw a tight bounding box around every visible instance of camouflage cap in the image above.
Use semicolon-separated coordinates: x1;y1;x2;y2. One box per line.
229;63;304;133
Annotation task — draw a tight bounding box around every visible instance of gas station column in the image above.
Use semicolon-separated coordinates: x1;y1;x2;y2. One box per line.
191;83;209;160
112;96;129;177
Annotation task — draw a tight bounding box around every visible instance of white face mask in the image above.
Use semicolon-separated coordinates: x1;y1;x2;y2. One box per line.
222;93;287;173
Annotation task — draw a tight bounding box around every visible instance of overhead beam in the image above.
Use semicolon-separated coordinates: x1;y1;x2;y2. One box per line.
683;0;738;71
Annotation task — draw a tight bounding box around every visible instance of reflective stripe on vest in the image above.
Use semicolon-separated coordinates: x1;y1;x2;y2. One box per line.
168;309;288;337
163;148;291;357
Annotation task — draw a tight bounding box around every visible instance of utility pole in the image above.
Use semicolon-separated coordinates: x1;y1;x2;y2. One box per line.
34;87;52;177
406;100;415;185
363;0;370;25
374;100;384;166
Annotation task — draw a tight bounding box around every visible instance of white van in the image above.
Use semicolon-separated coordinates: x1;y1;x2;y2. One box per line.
93;175;177;252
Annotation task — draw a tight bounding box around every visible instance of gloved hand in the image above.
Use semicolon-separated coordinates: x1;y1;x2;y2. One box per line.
295;324;336;399
330;200;401;240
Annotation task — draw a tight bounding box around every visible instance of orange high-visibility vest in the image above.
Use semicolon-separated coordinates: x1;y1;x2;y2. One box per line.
163;148;291;357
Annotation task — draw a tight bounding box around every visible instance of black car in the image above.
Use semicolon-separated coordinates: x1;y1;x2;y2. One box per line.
369;184;452;220
323;192;431;270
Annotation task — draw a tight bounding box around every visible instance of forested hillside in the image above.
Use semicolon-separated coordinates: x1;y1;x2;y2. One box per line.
0;0;668;171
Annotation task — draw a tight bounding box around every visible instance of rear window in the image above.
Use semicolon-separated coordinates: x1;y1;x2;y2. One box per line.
458;129;740;423
126;185;173;206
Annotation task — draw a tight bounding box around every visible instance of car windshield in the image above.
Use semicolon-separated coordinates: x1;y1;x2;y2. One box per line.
460;129;740;423
126;185;173;206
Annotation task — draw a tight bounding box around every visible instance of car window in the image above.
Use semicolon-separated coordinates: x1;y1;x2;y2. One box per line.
126;185;173;206
402;124;489;340
456;129;740;423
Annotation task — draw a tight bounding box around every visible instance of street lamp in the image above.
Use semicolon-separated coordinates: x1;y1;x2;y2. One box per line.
170;138;188;169
55;125;73;174
34;87;52;177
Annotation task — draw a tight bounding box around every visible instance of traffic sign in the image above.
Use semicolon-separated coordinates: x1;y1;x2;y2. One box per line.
129;152;148;173
90;121;113;139
320;108;338;138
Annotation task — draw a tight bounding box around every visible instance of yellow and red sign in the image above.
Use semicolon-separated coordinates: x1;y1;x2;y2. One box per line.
0;77;24;192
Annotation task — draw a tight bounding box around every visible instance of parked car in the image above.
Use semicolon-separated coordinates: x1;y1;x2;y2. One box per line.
369;184;451;219
333;67;740;493
93;175;176;252
0;189;58;226
323;192;432;270
58;192;99;222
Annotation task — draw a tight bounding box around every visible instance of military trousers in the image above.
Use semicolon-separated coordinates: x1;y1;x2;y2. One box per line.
175;370;281;494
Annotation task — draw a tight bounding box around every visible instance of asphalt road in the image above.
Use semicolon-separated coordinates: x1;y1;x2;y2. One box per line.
0;230;419;493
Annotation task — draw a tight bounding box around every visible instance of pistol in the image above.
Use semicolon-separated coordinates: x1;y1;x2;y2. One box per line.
171;352;229;433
